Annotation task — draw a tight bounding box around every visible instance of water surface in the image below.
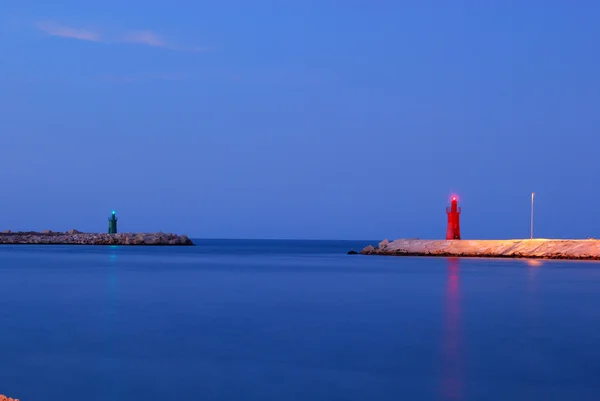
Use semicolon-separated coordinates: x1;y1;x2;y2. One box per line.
0;239;599;400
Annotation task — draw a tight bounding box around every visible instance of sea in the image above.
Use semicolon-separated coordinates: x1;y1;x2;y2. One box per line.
1;239;599;401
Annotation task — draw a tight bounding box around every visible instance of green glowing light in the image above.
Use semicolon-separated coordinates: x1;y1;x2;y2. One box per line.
112;211;116;215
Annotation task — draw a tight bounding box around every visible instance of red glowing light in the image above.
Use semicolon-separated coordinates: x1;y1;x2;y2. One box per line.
452;196;456;201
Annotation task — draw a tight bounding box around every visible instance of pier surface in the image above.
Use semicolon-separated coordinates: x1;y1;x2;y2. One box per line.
0;230;194;246
360;238;600;260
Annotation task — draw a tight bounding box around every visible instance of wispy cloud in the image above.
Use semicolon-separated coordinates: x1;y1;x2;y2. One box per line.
120;30;167;47
36;21;102;42
34;21;205;52
118;30;209;52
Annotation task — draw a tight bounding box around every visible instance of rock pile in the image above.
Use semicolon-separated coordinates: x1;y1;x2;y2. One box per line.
0;395;19;401
0;231;194;246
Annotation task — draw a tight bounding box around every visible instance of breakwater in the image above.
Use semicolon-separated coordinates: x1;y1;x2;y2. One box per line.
359;238;600;260
0;230;194;246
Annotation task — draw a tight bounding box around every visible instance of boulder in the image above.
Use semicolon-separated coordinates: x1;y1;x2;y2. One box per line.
360;245;376;255
134;234;145;244
143;234;161;245
347;250;358;255
378;239;390;249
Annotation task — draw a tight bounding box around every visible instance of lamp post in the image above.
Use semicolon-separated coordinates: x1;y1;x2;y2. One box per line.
530;192;535;239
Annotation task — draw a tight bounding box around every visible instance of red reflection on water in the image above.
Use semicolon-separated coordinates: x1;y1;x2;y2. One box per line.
526;259;543;267
441;257;464;401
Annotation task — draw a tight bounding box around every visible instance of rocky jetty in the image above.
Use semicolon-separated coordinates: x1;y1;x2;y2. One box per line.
0;395;19;401
360;238;600;260
0;230;194;246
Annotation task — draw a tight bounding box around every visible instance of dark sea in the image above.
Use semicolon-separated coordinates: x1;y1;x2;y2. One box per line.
1;239;600;401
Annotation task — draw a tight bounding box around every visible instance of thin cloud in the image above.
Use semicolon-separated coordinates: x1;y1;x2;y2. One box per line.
120;30;167;47
36;21;102;42
34;21;206;52
119;30;207;52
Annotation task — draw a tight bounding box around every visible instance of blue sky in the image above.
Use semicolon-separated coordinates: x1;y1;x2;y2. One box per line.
1;1;599;240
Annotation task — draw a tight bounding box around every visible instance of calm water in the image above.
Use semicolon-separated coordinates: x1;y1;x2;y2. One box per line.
1;239;600;401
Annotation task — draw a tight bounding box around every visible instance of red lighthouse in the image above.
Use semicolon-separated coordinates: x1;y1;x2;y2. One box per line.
446;196;461;240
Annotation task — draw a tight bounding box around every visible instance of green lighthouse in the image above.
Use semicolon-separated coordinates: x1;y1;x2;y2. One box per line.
108;210;118;234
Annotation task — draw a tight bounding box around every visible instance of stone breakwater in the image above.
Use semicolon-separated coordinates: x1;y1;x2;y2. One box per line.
0;230;194;246
359;238;600;260
0;395;19;401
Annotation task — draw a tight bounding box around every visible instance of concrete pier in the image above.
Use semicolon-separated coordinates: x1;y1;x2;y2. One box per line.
360;238;600;260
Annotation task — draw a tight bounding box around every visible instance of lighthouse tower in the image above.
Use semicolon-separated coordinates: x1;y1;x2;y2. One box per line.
446;196;461;240
108;210;118;234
